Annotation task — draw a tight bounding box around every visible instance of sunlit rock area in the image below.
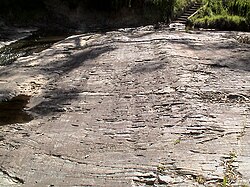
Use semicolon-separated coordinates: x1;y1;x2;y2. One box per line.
0;26;249;186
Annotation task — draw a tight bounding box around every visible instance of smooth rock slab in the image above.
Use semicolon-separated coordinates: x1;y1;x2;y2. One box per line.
0;29;249;186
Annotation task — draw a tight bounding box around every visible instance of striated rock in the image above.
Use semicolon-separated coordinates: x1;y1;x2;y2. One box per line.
0;28;249;186
133;172;157;185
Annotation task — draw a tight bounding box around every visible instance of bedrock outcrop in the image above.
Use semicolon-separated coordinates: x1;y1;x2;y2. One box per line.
0;27;249;186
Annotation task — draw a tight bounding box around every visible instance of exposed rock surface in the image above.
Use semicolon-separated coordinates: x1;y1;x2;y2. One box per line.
0;27;249;186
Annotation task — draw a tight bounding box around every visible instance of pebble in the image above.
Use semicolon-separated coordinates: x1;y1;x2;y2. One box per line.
158;175;174;184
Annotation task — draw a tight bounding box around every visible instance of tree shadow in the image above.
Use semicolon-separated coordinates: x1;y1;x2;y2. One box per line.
130;61;166;74
162;37;245;51
30;88;80;116
0;35;116;118
40;44;115;76
142;34;250;72
208;54;250;72
112;36;243;51
30;44;116;116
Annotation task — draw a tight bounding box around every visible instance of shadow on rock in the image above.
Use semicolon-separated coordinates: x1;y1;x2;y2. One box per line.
41;45;116;76
30;88;81;116
0;94;33;125
30;45;116;116
209;54;250;72
130;61;166;74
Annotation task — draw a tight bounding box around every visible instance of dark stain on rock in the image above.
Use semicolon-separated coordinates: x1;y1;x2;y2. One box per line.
209;63;229;68
131;61;166;74
0;94;33;125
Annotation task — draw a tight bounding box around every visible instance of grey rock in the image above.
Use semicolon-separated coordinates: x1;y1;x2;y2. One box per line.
0;28;249;186
158;175;174;184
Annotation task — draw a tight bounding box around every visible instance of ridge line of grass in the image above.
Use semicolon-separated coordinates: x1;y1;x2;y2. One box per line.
188;0;250;31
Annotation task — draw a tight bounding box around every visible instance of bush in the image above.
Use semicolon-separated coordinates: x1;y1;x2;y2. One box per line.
190;0;250;31
192;15;248;31
227;0;250;17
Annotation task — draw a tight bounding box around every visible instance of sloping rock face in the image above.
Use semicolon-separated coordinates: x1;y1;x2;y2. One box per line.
0;28;249;186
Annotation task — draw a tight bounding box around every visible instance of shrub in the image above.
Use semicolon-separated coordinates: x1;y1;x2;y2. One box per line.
192;15;248;30
190;0;250;31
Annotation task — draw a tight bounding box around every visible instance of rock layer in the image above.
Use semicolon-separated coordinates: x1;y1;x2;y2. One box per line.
0;28;249;186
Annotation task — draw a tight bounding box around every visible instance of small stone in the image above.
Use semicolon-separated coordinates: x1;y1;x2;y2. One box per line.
155;87;175;94
145;178;156;185
133;172;157;185
133;177;156;185
137;172;157;178
174;176;184;183
158;175;174;184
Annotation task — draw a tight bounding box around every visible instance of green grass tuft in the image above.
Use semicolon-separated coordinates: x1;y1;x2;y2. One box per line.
189;0;250;31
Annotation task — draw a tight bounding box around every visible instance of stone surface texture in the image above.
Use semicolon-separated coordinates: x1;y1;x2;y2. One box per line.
0;27;250;186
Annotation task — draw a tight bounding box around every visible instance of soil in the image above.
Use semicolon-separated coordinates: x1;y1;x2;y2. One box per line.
0;26;249;186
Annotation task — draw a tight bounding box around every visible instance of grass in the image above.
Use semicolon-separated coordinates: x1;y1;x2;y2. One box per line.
218;151;248;187
191;15;248;30
174;138;181;145
189;0;250;31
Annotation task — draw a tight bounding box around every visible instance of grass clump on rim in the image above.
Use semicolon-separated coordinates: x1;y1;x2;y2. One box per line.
189;0;250;31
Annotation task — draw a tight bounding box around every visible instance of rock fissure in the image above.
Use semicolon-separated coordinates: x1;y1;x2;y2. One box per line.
0;167;25;184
